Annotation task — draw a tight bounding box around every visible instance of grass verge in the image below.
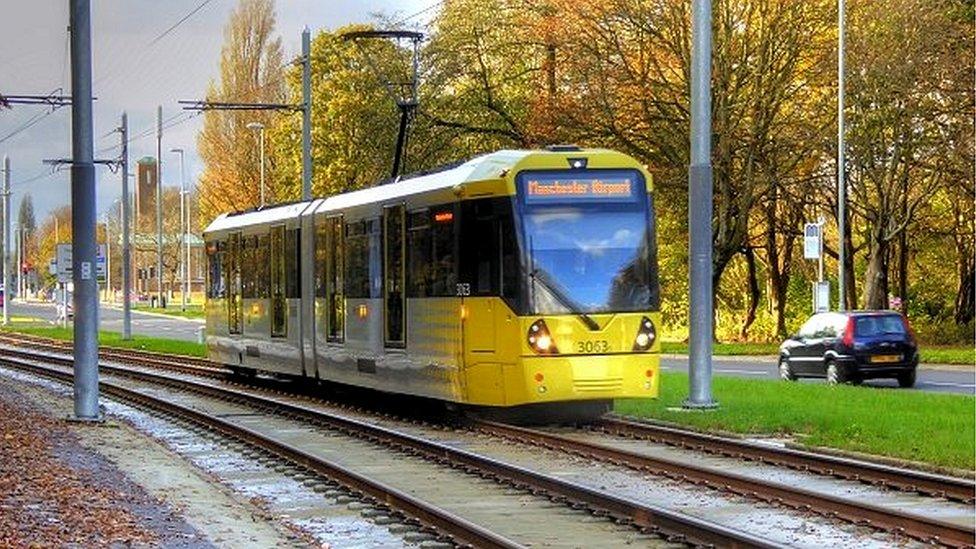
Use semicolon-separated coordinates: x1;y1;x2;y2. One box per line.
616;372;975;470
0;324;206;357
661;341;974;366
131;304;206;320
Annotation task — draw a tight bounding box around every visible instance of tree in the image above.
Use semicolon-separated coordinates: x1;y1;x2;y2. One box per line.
844;0;973;309
197;0;286;225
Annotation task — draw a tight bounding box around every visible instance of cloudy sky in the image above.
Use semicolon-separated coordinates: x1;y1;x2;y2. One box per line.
0;0;437;225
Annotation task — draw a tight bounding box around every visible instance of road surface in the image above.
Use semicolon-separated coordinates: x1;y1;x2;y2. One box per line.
7;300;203;342
5;300;971;395
662;356;974;395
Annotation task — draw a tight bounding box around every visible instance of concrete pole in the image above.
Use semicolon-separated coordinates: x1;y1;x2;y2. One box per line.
185;185;191;303
69;0;100;420
837;0;847;311
156;106;164;308
684;0;717;409
121;112;131;339
104;216;110;302
2;156;8;326
172;148;186;310
301;26;312;201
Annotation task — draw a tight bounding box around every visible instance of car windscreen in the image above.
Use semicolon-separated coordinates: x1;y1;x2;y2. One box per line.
854;315;906;337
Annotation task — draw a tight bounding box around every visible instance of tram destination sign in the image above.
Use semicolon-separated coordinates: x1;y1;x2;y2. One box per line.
521;172;638;204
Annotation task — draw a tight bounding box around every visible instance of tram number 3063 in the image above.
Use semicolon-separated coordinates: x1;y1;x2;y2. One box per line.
575;340;610;354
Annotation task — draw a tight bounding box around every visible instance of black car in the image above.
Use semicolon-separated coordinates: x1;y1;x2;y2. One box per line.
779;311;919;387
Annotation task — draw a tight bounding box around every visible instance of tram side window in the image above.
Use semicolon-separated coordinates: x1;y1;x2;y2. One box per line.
257;234;270;298
315;222;329;298
327;217;344;341
459;200;499;296
429;206;457;296
406;210;430;298
206;241;226;299
457;198;517;300
345;221;370;298
285;228;301;299
367;218;383;298
241;236;255;298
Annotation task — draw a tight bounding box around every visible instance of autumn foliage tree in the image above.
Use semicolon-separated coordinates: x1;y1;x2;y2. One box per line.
197;0;286;225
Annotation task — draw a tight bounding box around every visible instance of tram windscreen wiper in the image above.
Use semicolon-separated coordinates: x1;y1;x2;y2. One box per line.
530;268;601;331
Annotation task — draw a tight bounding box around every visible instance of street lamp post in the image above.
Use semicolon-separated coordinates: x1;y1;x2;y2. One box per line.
171;148;187;311
246;122;266;208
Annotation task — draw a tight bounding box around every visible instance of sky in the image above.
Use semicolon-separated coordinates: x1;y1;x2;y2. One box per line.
0;0;437;226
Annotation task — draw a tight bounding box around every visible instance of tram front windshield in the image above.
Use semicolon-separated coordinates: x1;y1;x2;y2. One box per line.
519;170;655;315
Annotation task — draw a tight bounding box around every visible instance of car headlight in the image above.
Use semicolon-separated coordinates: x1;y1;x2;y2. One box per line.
632;317;656;351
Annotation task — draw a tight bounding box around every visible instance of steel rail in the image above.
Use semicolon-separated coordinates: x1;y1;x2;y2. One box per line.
474;420;975;548
0;356;520;549
0;347;776;549
595;416;975;504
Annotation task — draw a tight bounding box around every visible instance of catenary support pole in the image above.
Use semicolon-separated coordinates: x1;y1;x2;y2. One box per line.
1;156;8;326
837;0;847;311
121;112;131;339
684;0;717;409
156;105;164;308
173;148;186;311
69;0;100;420
301;26;312;201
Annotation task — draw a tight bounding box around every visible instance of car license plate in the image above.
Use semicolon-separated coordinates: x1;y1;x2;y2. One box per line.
870;354;901;364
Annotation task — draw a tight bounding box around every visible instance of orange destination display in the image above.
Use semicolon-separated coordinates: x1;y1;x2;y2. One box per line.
520;171;641;204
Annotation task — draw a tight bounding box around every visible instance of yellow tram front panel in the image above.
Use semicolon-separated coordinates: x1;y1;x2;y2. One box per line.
461;297;660;406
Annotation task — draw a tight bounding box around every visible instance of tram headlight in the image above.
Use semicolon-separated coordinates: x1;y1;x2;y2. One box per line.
527;319;559;354
632;317;656;351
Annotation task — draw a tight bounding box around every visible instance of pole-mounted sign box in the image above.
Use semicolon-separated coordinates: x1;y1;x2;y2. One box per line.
803;223;822;259
55;243;106;284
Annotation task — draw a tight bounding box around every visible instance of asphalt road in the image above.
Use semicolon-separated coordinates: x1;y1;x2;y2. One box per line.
661;356;975;395
6;300;971;395
7;300;204;342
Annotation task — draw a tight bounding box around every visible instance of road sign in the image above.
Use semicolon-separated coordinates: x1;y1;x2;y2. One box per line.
803;223;821;259
55;243;106;283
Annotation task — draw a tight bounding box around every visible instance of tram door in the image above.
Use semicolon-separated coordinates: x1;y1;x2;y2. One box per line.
227;232;242;334
384;205;405;347
270;225;286;337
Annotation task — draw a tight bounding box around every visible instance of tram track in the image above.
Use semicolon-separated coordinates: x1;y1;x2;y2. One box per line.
0;334;972;547
0;347;774;549
2;331;972;502
591;416;976;504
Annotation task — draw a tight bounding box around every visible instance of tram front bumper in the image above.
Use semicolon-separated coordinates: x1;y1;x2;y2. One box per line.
509;353;659;405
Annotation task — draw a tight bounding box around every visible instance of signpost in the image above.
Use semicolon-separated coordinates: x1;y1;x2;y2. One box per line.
804;220;829;312
55;243;106;283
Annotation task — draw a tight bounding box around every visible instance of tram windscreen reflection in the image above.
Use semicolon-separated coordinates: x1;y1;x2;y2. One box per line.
519;171;652;314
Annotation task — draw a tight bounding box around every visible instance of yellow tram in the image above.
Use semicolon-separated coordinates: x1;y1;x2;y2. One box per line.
204;147;660;420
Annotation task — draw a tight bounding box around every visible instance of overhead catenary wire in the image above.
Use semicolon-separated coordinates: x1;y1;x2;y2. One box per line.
147;0;218;47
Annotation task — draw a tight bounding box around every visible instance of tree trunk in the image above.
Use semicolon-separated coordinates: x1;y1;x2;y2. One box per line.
863;232;889;310
739;247;761;339
955;244;975;325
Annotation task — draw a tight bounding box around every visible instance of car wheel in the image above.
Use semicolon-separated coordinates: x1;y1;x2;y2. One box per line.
897;369;916;388
826;361;846;385
779;357;797;381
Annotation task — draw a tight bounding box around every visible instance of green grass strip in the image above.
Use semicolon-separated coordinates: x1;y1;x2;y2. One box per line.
617;372;975;470
0;324;206;357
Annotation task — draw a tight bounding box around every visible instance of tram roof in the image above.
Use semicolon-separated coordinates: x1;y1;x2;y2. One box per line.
204;199;321;234
313;149;528;215
204;148;634;235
